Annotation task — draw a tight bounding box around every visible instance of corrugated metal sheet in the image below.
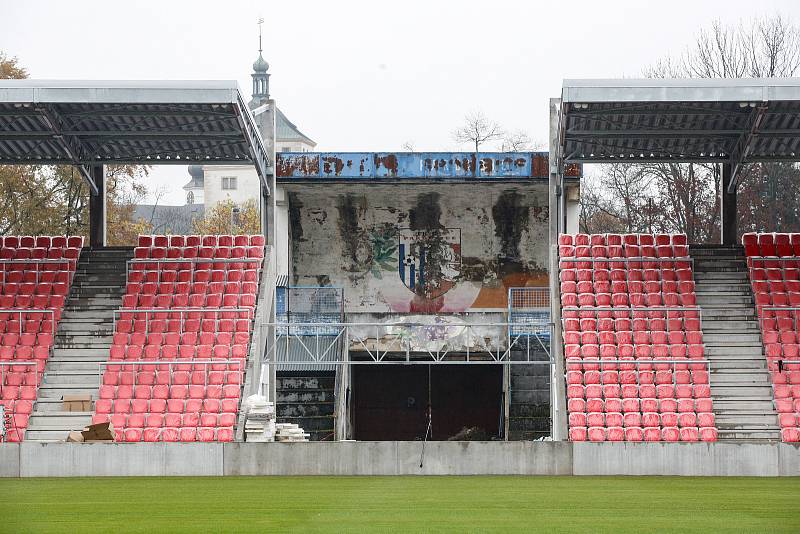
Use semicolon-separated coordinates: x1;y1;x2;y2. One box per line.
275;335;340;371
0;81;270;186
276;152;581;181
561;99;800;164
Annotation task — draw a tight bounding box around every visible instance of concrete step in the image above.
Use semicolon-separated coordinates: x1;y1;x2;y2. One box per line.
51;348;110;358
695;295;753;305
711;385;774;396
46;361;105;372
276;390;333;403
713;399;775;410
715;414;778;425
26;412;93;429
695;284;752;291
716;429;781;441
709;360;767;371
704;349;764;359
709;375;772;385
703;333;762;343
694;272;748;280
43;371;102;385
32;398;93;412
277;403;335;417
25;429;88;441
36;385;99;399
57;312;115;321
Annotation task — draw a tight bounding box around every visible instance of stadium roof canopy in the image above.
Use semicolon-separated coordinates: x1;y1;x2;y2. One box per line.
0;80;271;195
557;77;800;192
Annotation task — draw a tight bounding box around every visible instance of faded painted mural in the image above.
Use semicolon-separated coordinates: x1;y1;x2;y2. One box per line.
287;183;549;313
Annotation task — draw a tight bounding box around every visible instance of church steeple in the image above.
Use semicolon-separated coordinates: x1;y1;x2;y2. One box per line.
251;18;270;108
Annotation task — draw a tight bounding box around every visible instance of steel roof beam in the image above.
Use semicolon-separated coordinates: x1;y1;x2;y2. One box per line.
35;105;98;195
233;97;270;195
728;104;769;193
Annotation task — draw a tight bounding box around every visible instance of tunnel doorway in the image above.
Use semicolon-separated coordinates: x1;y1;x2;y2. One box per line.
352;364;502;441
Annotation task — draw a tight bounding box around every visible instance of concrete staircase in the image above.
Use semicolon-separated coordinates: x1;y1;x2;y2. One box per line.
690;245;780;441
508;345;551;440
276;371;335;441
25;247;132;442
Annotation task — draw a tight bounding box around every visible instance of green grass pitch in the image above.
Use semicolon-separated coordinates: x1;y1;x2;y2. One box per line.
1;476;798;533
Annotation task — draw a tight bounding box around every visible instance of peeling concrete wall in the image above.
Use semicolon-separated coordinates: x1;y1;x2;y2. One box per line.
286;183;549;313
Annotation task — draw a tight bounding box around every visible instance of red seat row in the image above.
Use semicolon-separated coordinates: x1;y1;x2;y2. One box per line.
743;233;800;442
0;236;82;442
128;269;260;284
742;232;800;257
559;234;687;246
91;234;264;443
569;426;717;442
96;397;239;414
560;233;716;442
139;235;263;247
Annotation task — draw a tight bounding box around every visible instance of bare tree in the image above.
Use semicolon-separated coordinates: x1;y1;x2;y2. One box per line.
452;112;504;153
499;130;539;152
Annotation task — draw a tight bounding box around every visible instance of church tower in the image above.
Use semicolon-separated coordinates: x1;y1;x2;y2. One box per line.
250;18;270;109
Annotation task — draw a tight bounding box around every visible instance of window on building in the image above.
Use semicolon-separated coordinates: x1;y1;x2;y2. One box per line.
186;191;194;205
221;176;237;190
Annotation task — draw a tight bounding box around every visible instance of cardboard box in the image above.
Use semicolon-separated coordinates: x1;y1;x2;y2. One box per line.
62;394;93;412
81;421;115;442
65;431;84;443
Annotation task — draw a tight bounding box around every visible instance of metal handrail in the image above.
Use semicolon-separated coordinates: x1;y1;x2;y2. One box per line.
565;358;712;390
99;359;245;389
0;308;55;335
559;256;694;265
125;257;265;285
112;307;254;332
561;306;703;329
0;259;76;285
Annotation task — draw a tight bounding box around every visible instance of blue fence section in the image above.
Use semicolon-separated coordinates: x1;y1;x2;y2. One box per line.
508;287;551;339
275;151;581;181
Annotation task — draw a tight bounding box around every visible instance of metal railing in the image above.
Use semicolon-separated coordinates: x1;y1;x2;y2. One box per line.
0;361;38;387
559;255;694;270
0;309;56;335
99;359;245;389
125;257;264;286
758;306;800;331
566;358;711;375
112;307;255;332
561;306;703;330
746;256;800;268
262;321;554;365
0;258;76;284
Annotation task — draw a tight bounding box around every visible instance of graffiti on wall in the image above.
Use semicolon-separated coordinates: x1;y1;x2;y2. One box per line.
289;185;549;313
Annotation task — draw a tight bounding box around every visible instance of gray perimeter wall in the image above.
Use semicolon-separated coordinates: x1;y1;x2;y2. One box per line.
2;441;799;477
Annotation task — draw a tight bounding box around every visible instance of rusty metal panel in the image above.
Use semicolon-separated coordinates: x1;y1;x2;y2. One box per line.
276;152;582;181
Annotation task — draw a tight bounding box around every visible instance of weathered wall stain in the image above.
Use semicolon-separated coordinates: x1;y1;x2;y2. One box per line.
409;192;442;230
336;194;369;271
492;190;529;261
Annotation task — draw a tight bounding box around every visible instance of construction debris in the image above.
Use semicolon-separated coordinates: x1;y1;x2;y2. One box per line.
275;423;310;442
243;394;276;442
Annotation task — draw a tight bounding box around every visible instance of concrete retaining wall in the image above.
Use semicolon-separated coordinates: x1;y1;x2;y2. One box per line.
1;441;798;477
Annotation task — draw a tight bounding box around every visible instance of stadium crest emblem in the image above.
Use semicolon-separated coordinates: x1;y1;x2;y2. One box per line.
397;228;461;299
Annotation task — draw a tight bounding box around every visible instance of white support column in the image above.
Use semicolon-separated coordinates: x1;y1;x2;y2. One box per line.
548;98;567;441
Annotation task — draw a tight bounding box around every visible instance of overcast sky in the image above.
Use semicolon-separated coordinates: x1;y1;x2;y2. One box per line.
2;0;798;204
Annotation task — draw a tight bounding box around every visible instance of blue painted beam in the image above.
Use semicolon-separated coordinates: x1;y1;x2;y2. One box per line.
276;152;582;181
